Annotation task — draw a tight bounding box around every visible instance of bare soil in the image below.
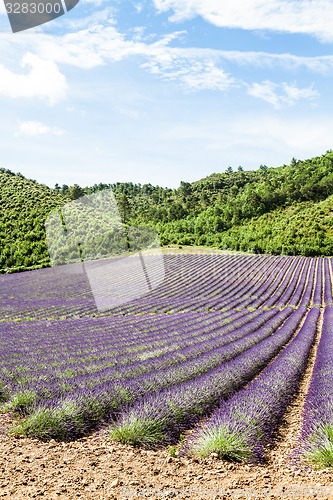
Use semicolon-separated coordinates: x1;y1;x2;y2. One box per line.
160;245;247;255
1;411;333;500
1;323;333;500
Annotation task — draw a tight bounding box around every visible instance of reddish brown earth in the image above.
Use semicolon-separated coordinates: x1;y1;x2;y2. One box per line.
1;410;333;500
1;321;333;500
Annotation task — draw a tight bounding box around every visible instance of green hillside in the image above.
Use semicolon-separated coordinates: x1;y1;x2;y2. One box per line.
0;168;68;273
157;196;333;256
109;150;333;257
1;151;333;273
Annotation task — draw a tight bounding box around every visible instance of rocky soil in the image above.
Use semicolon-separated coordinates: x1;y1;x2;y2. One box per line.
1;409;333;500
1;324;333;500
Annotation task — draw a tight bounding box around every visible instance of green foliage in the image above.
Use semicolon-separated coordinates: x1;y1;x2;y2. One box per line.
2;150;333;273
302;424;333;468
167;434;185;457
187;423;253;462
68;184;84;200
117;193;131;223
0;167;69;273
133;151;333;257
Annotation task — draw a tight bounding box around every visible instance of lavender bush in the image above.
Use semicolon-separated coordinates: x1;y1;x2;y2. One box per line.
0;253;327;445
185;307;319;463
295;305;333;468
8;308;290;439
108;307;307;448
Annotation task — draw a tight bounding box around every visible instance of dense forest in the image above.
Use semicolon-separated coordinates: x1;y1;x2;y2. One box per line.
0;170;66;273
1;151;333;273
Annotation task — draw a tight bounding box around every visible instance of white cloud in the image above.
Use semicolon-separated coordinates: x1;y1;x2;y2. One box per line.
9;25;330;100
283;82;319;103
3;23;333;79
0;20;332;104
0;28;237;92
53;30;333;73
205;50;333;74
0;52;67;105
247;81;319;108
153;0;333;43
142;58;237;91
81;0;109;6
14;120;65;137
65;7;116;30
134;2;144;13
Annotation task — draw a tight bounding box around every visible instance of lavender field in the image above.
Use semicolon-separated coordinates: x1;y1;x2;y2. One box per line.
1;252;333;467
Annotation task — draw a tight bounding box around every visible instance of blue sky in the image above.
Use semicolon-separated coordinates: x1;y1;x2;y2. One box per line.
0;0;333;189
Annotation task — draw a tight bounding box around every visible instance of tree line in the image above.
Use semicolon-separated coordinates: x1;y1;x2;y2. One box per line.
1;150;333;273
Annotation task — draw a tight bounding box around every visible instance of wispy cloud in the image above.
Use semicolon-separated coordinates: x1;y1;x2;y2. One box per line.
0;21;331;104
153;0;333;43
14;120;65;137
3;22;333;76
247;81;319;108
65;7;116;30
134;2;144;13
42;30;333;73
142;58;237;91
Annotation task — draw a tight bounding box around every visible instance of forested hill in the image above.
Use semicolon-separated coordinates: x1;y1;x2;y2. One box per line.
83;151;333;257
0;168;68;272
2;151;333;273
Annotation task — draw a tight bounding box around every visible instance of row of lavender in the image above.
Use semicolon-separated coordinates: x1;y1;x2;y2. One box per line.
109;255;333;313
1;306;292;438
0;250;323;412
0;252;325;401
184;307;319;463
1;254;332;319
0;253;332;464
112;254;297;314
108;306;311;448
2;302;327;466
0;253;280;318
294;305;333;468
0;308;264;406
